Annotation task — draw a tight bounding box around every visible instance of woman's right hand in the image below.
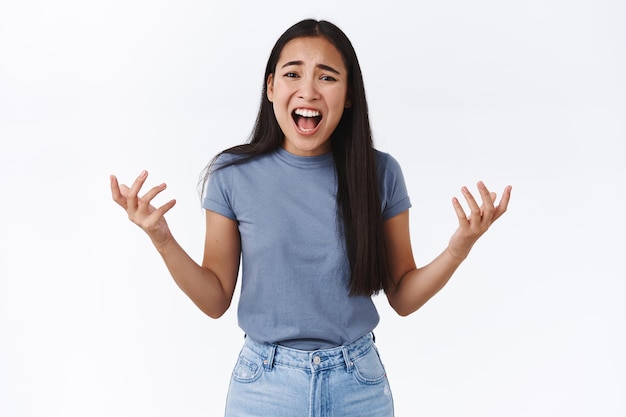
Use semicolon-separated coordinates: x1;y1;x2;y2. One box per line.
110;170;177;247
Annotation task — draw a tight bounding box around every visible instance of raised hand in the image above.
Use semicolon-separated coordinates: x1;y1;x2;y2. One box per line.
447;181;512;260
110;170;177;247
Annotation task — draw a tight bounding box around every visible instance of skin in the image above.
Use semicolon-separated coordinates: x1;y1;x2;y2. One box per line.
110;35;512;319
384;182;511;316
266;36;351;156
110;172;240;318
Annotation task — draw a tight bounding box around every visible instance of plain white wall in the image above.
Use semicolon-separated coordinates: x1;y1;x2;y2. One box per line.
1;1;624;416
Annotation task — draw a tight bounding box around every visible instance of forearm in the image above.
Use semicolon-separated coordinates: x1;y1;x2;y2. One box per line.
384;183;511;317
387;247;465;316
153;236;233;318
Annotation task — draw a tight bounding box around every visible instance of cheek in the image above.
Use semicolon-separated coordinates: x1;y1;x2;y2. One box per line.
331;88;350;109
273;105;293;129
274;104;290;119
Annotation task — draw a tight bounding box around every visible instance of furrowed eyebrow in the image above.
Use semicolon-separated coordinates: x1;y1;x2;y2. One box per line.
280;61;341;75
317;64;340;75
281;60;304;68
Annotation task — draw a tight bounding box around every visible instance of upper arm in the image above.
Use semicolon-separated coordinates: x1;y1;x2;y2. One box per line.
202;209;241;303
384;210;417;297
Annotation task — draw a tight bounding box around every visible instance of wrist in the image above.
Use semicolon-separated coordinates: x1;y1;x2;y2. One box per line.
445;245;470;263
151;232;176;253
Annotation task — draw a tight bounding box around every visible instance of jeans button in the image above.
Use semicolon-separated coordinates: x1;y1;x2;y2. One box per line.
313;356;321;365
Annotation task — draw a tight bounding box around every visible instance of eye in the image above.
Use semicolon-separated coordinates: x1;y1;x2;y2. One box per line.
284;72;299;78
320;75;337;82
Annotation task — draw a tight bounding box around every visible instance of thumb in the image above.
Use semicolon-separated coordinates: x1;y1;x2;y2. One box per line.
119;184;131;198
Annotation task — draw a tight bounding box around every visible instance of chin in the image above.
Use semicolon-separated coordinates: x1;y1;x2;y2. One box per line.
285;137;331;156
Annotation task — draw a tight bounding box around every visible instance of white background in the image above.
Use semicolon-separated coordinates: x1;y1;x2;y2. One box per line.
1;1;624;416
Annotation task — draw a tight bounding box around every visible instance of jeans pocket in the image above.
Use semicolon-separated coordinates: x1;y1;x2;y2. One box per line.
232;346;264;383
352;345;387;385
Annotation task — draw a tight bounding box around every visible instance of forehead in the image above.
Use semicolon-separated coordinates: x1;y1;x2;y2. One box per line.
277;36;346;70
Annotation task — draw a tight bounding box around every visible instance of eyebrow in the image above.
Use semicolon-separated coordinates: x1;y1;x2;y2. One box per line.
280;60;341;75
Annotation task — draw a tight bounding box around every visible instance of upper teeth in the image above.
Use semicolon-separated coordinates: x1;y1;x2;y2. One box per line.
294;109;320;118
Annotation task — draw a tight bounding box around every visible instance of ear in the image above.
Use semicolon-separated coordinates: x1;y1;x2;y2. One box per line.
266;73;274;102
344;90;352;108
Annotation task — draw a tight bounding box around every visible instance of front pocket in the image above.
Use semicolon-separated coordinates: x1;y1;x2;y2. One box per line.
352;345;387;385
232;347;263;383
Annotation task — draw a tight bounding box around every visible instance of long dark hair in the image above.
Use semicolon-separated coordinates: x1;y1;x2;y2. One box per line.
202;19;389;296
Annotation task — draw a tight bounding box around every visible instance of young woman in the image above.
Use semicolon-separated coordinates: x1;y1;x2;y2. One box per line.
111;19;511;417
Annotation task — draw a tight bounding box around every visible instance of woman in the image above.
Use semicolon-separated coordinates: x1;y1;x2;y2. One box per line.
111;18;511;417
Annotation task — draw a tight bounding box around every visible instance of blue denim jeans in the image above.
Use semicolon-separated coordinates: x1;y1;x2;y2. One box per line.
224;333;394;416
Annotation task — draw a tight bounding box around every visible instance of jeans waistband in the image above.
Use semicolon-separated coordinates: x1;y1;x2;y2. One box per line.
243;333;375;372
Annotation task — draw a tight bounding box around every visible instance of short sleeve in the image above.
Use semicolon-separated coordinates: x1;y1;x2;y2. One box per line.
376;151;412;220
202;155;237;221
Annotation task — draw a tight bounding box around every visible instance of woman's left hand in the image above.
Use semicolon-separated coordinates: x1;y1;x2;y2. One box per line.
447;181;512;260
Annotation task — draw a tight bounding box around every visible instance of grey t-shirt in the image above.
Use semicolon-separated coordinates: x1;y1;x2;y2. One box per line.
203;147;411;349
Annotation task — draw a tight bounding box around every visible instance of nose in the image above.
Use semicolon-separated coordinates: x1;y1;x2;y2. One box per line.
297;77;320;101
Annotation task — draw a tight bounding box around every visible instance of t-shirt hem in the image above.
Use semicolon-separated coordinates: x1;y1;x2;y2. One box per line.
203;200;237;221
382;197;412;220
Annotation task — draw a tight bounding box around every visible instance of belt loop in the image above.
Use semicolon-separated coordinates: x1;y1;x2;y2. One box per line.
342;347;353;373
263;344;276;371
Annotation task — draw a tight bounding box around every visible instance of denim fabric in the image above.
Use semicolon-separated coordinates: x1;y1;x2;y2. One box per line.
224;333;394;417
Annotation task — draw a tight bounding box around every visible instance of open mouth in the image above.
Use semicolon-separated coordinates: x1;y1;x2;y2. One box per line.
292;108;322;133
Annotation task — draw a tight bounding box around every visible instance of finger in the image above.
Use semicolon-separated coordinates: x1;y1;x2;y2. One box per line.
140;183;168;207
119;184;131;197
451;196;469;226
491;185;512;221
461;186;482;220
476;181;495;219
110;175;127;207
127;170;148;210
151;199;177;220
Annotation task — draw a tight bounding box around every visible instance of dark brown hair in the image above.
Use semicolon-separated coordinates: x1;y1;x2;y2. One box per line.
202;19;389;296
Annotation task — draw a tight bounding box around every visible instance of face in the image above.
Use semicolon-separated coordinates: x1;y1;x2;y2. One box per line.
266;36;351;156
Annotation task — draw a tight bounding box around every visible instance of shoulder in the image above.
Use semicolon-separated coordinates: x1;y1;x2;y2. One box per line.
210;150;269;176
374;149;404;175
212;151;246;169
374;149;412;218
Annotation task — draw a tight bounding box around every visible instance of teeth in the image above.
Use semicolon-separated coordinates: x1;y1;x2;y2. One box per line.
294;108;321;118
